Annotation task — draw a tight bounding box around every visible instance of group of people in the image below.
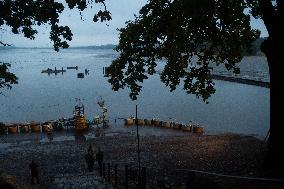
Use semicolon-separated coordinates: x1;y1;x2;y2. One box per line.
29;144;104;185
84;144;104;172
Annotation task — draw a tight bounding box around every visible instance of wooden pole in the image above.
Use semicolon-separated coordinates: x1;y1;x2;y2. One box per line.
136;105;141;188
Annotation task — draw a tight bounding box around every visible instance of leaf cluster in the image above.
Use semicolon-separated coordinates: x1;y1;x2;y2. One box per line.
0;0;111;51
0;62;18;91
107;0;260;102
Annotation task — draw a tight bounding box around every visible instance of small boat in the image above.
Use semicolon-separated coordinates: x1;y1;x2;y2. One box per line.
73;103;88;131
67;66;78;70
77;73;84;78
41;68;53;73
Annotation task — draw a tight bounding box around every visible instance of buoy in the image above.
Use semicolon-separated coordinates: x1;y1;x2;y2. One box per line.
137;119;145;126
162;121;171;128
42;123;53;132
8;124;18;134
30;122;40;132
144;119;151;126
19;125;29;133
193;126;204;133
173;123;182;129
152;119;160;127
125;118;134;126
182;125;193;132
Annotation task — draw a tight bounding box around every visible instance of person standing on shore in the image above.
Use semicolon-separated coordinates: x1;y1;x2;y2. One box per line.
85;144;95;172
29;160;39;185
88;144;94;156
96;147;104;174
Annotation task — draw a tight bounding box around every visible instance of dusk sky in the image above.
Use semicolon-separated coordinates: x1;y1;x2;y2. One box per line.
0;0;268;47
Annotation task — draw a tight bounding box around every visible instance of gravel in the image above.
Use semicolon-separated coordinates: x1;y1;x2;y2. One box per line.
0;130;269;188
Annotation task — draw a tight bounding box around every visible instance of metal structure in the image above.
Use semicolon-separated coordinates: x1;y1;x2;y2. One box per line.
95;96;109;127
73;99;88;131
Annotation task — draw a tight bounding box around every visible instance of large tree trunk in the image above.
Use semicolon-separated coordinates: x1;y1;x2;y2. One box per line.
259;0;284;176
261;35;284;176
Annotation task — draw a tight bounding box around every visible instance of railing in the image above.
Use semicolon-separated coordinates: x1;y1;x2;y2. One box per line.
95;161;284;189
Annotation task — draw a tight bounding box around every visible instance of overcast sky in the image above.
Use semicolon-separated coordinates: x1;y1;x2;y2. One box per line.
0;0;268;47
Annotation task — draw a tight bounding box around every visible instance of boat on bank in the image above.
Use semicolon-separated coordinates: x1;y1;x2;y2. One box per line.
73;103;88;132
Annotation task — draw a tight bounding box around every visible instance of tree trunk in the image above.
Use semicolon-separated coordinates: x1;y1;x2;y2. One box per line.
259;0;284;176
261;35;284;176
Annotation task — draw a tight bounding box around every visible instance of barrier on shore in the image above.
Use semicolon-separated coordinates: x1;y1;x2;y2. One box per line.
0;119;72;135
211;74;270;88
124;117;204;134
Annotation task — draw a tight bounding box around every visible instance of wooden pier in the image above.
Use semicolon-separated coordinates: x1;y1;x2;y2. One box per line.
41;67;66;75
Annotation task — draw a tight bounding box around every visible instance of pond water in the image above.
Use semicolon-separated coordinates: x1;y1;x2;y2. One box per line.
0;48;270;138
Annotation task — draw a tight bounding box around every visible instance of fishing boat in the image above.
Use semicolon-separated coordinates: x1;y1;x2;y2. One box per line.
67;66;78;70
73;102;88;131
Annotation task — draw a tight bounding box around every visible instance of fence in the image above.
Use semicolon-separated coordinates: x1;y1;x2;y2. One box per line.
95;162;284;189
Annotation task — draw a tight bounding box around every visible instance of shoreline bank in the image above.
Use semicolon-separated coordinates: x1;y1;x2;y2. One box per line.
1;131;277;188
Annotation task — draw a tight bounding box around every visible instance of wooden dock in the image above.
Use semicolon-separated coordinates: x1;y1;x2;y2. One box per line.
41;67;66;75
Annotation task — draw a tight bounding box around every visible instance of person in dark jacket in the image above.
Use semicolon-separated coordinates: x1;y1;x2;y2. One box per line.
85;145;95;172
96;147;104;174
29;160;39;185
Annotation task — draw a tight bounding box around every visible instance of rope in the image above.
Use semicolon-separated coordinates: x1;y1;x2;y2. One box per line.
174;169;284;182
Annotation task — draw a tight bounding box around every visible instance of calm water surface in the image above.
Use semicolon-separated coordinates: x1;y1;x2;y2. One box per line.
0;48;270;138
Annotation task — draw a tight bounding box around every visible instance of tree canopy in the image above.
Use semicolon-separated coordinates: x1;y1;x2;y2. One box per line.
0;0;111;91
106;0;261;102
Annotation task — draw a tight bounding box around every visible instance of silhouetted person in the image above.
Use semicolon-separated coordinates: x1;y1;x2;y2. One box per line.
29;160;39;185
85;145;95;172
88;144;94;155
96;147;104;174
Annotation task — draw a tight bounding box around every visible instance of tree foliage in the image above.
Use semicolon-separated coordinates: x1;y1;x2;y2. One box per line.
0;62;17;91
0;0;111;90
106;0;260;101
